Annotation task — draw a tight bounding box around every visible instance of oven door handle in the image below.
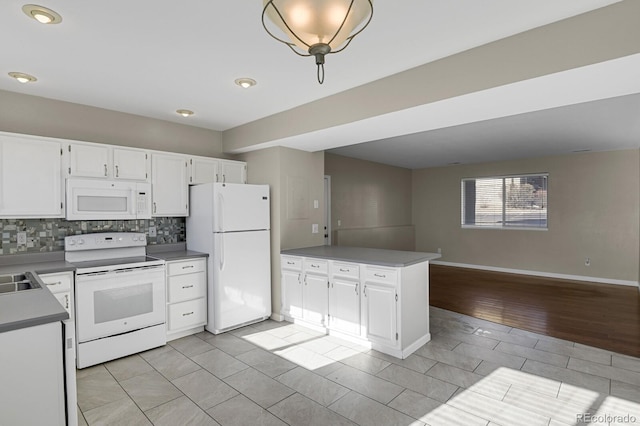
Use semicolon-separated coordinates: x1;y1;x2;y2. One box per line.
78;265;164;277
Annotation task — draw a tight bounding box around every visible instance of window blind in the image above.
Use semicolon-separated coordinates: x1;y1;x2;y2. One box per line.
462;174;547;229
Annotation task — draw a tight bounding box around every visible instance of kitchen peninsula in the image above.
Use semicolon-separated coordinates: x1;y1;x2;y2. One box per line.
280;245;440;359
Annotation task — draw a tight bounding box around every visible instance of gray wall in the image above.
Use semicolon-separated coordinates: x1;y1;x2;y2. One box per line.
412;149;640;282
239;147;324;317
0;90;223;157
324;153;414;250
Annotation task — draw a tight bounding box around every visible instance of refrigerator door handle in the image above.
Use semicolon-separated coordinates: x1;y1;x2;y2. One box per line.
217;193;224;232
219;233;225;271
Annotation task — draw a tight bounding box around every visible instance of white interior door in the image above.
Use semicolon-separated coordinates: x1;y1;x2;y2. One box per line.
213;230;271;331
324;175;331;245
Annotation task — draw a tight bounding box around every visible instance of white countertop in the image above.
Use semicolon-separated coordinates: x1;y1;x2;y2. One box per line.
281;245;440;267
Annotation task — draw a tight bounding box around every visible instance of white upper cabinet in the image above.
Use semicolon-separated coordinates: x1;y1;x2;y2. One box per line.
189;156;219;185
220;160;246;184
0;133;64;218
189;157;247;185
68;142;149;181
113;148;149;181
68;143;109;178
151;153;189;217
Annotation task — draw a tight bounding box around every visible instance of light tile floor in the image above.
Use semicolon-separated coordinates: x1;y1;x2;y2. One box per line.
76;307;640;426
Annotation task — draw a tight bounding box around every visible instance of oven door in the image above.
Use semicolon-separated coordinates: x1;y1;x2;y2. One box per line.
75;266;165;343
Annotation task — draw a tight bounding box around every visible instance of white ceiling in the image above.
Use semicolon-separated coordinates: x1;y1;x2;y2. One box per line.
2;0;638;168
328;93;640;169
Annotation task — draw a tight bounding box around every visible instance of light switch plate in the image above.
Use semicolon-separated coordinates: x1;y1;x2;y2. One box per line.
312;224;319;233
17;232;27;245
313;200;319;209
148;226;157;237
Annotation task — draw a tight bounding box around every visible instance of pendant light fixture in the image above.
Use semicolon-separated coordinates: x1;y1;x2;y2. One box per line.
262;0;373;84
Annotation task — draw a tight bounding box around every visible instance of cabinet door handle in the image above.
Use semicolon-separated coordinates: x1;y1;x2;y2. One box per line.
153;202;157;213
374;273;386;278
340;268;349;272
311;264;320;268
223;174;226;184
355;283;358;295
47;281;63;287
64;294;69;309
363;285;367;296
115;165;119;177
182;265;194;269
104;164;108;176
215;173;219;182
287;261;295;265
182;311;194;316
182;285;194;289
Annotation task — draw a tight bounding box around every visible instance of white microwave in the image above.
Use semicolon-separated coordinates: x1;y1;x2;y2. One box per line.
66;178;151;220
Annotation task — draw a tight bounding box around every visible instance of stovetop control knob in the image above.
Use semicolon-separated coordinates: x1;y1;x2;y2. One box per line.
77;238;85;245
67;239;75;246
132;235;138;241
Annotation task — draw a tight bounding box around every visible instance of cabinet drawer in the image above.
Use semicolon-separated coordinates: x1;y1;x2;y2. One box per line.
167;272;206;303
364;266;398;284
168;298;206;331
331;262;359;279
281;256;302;271
39;272;72;294
167;258;205;276
304;259;328;274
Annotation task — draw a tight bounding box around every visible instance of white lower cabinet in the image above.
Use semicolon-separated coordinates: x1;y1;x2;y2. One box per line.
302;259;329;327
281;256;328;327
39;271;74;318
328;262;361;337
281;270;303;319
362;280;397;348
281;255;430;359
0;322;66;426
165;258;207;340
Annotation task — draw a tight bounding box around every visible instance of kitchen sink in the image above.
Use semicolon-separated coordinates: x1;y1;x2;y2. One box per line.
0;273;41;295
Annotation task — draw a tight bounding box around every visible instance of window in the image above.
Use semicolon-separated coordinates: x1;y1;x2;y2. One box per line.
461;174;548;229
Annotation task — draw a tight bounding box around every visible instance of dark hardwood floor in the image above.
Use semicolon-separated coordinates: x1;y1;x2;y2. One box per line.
429;264;640;357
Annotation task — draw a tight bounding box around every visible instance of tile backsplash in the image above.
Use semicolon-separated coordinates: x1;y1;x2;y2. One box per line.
0;217;185;255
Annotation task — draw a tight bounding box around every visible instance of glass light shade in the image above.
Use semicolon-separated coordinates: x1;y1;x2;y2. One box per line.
8;72;37;83
263;0;372;53
22;5;62;24
32;11;54;24
235;78;257;88
176;109;194;117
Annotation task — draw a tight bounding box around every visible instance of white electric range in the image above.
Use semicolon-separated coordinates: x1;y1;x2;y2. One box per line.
65;232;166;368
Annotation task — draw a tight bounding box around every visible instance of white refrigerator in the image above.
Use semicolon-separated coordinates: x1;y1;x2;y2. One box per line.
187;182;271;334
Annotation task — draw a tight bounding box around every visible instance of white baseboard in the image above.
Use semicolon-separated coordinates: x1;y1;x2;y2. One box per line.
431;260;639;288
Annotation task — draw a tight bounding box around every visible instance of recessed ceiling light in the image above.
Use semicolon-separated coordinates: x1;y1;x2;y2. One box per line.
8;72;37;83
234;78;257;89
176;109;194;118
22;4;62;24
